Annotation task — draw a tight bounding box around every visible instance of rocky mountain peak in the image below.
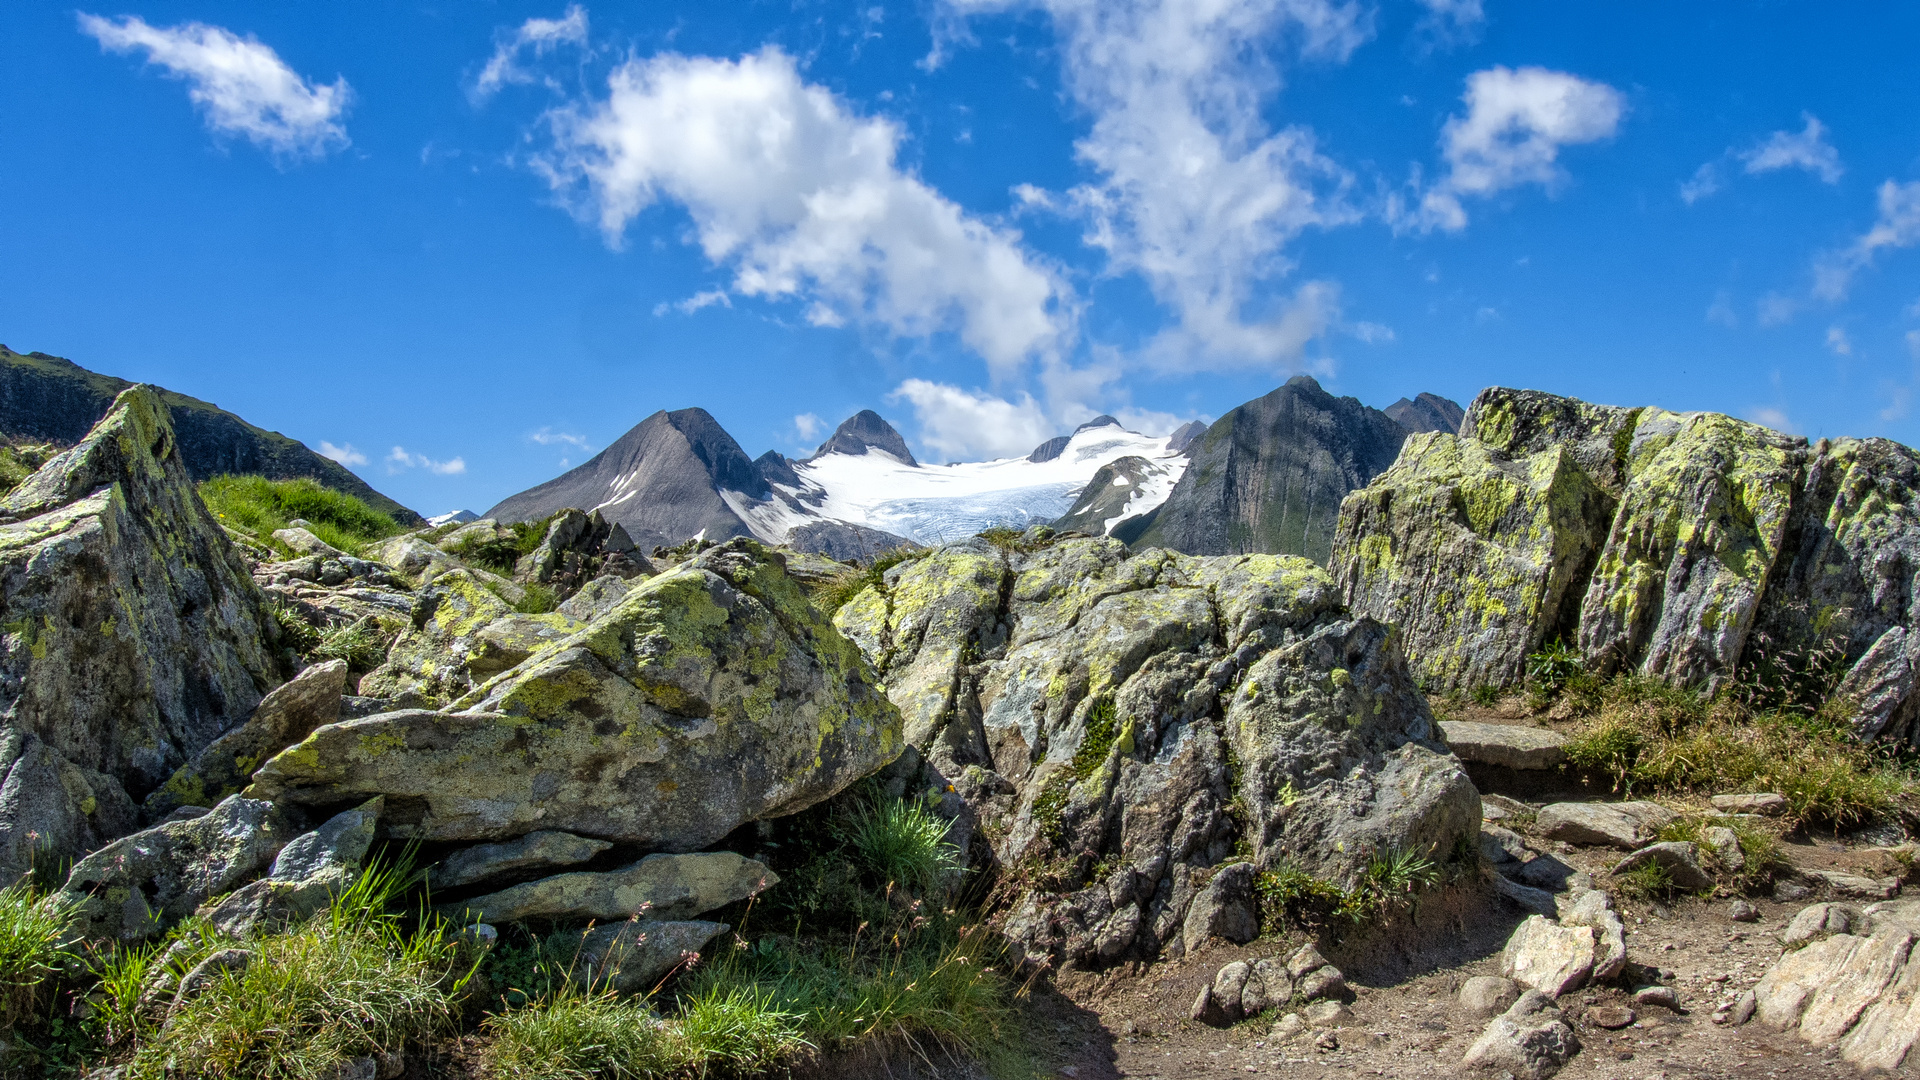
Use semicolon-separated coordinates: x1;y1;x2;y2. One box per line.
810;409;918;467
1386;392;1467;434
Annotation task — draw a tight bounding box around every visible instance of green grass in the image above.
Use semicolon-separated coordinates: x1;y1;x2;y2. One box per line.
1560;676;1914;828
199;475;400;558
477;985;677;1080
1656;815;1781;895
0;883;77;1030
1254;842;1453;937
0;440;57;497
839;795;963;897
812;547;924;614
443;514;560;577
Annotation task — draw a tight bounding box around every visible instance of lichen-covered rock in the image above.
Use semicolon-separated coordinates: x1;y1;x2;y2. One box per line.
429;830;613;890
255;541;902;850
202;797;382;936
1332;388;1920;746
1329;430;1614;692
146;660;349;821
1534;801;1673;850
0;386;279;877
439;851;774;924
833;534;1476;968
58;795;289;943
357;570;578;705
1440;722;1568;770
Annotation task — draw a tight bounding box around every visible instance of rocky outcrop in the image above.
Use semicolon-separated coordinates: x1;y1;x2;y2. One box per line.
832;533;1478;967
357;571;581;706
0;386;281;877
1053;455;1183;540
1331;388;1920;746
440;852;774;924
807;410;917;466
1128;376;1412;563
0;345;417;523
1385;392;1465;435
145;660;349;821
1745;899;1920;1070
252;540;903;850
202;798;382;936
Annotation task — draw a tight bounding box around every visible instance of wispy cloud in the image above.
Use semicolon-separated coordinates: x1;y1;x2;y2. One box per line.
1412;0;1485;48
889;379;1055;460
78;13;350;159
529;427;589;450
387;447;466;475
1813;179;1920;301
1396;66;1625;233
318;441;368;467
793;413;825;441
1826;325;1853;356
1746;407;1795;434
1740;113;1842;183
1679;162;1723;205
472;5;589;103
653;289;731;317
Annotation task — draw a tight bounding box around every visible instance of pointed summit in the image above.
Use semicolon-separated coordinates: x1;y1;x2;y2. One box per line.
1385;393;1466;434
810;410;917;467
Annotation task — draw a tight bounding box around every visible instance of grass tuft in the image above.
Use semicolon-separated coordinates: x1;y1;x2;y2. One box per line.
840;796;963;897
477;985;674;1080
199;475;400;557
0;882;76;1030
813;547;924;614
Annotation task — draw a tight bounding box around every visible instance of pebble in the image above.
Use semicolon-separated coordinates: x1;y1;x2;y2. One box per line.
1632;985;1681;1011
1727;899;1759;923
1586;1005;1636;1029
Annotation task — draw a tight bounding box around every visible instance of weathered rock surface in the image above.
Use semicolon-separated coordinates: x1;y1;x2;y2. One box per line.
356;570;580;706
1501;915;1595;997
1556;886;1628;981
0;386;279;876
1611;841;1714;892
1182;862;1257;951
1441;721;1567;770
1193;945;1339;1026
1461;989;1580;1080
1711;791;1786;816
1533;801;1674;850
202;798;382;936
254;541;903;849
1458;975;1520;1020
429;830;613;891
439;851;774;924
1746;900;1920;1069
1331;387;1920;746
146;660;348;821
834;534;1478;967
569;919;730;994
58;795;289;943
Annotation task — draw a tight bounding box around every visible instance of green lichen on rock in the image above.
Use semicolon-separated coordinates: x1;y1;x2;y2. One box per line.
251;540;903;850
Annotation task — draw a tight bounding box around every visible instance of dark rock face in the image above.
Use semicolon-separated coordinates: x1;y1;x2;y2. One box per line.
1385;393;1466;434
785;520;918;561
1053;455;1169;537
1166;420;1207;454
487;408;766;552
0;346;419;524
0;387;280;877
809;410;917;466
1129;377;1409;563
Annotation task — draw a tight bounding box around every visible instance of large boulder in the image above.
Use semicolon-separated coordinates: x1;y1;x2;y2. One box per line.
252;541;903;849
1330;387;1920;747
0;386;279;877
357;570;580;706
439;852;773;923
145;660;349;821
201;797;382;936
1748;901;1920;1069
57;795;290;943
833;535;1477;967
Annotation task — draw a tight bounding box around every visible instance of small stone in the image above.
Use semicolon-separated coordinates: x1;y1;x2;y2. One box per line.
1781;902;1861;948
1728;899;1760;923
1297;966;1348;1003
1182;863;1259;951
1270;1013;1306;1041
1461;990;1580;1080
1458;975;1520;1021
1304;999;1352;1027
1211;961;1252;1022
454;923;498;953
1632;985;1681;1012
1812;870;1900;900
1700;826;1745;873
569;920;730;995
1535;801;1675;850
1730;989;1757;1025
1190;984;1220;1025
1586;1005;1635;1029
1313;1030;1339;1051
1611;841;1714;892
1775;880;1814;903
430;830;615;890
167;949;251;1019
1711;792;1787;816
1500;915;1596;997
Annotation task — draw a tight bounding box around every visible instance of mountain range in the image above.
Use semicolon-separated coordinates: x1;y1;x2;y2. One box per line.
488;376;1461;563
0;346;421;524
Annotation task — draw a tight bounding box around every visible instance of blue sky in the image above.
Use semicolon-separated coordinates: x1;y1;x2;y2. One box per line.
3;1;1918;515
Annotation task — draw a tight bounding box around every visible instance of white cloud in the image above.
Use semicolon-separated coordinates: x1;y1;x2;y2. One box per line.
1826;326;1853;356
1111;406;1202;437
793;413;825;440
1401;66;1625;233
1814;179;1920;301
1746;407;1795;434
945;0;1371;372
1740;113;1842;184
317;441;368;467
1706;290;1738;327
1757;292;1800;326
1907;329;1920;361
1679;162;1723;205
1413;0;1485;47
387;447;467;475
529;427;590;450
78;14;350;158
473;5;589;102
531;46;1067;376
888;379;1056;460
653;289;731;317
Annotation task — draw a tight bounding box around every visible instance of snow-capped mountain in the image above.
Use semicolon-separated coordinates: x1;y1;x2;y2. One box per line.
735;414;1191;549
486;409;1192;559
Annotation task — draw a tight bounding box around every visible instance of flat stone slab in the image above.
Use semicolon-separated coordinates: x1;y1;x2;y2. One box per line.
1440;721;1568;770
1535;800;1675;849
1711;792;1787;816
437;851;775;924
